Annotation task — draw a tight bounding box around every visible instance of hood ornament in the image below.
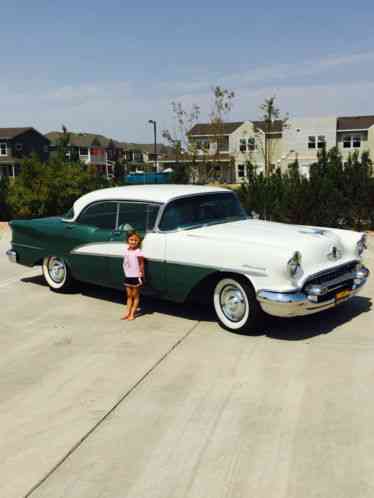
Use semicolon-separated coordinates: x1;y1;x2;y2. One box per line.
327;245;342;260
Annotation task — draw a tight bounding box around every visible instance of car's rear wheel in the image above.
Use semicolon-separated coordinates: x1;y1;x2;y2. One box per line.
213;276;261;334
42;256;72;291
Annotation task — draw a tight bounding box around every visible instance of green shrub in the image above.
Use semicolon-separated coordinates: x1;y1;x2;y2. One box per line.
7;154;112;219
238;147;374;230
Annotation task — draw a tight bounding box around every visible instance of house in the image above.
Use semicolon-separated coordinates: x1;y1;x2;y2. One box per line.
0;127;50;179
46;131;126;177
281;117;337;175
336;115;374;163
187;114;374;183
124;143;175;172
187;120;283;183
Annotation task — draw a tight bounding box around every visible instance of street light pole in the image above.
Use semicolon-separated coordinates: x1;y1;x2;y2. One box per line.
148;119;157;172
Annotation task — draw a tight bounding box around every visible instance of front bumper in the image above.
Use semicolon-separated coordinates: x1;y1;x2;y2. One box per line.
257;265;370;317
6;249;17;263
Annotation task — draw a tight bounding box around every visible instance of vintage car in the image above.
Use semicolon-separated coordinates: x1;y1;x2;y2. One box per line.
6;185;370;333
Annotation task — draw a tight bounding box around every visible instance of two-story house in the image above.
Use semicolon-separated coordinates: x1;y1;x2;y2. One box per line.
187;120;283;183
0;127;50;179
46;132;126;177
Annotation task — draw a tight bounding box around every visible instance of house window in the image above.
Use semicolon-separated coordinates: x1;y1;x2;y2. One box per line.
196;138;209;150
248;137;256;151
15;143;23;152
352;135;361;148
79;147;89;156
217;136;229;152
0;143;8;156
240;139;246;152
317;136;326;149
238;164;245;178
343;135;352;148
308;136;316;149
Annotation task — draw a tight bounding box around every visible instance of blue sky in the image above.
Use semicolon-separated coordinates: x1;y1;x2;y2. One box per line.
1;1;374;142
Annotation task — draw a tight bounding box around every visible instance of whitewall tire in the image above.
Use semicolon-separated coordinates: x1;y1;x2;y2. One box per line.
213;277;260;334
42;256;72;292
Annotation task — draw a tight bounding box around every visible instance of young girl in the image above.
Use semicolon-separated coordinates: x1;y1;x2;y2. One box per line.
121;231;145;321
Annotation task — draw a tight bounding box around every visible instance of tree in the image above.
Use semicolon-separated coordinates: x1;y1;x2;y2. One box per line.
162;86;235;184
256;96;289;177
204;86;235;183
162;101;201;183
6;154;111;219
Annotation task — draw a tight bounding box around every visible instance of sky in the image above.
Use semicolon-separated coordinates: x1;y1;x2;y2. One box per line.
1;0;374;142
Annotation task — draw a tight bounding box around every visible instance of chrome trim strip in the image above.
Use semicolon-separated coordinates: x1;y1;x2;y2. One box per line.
13;243;44;250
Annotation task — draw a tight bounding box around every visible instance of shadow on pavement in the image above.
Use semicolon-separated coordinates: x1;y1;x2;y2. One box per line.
21;275;372;341
264;295;372;341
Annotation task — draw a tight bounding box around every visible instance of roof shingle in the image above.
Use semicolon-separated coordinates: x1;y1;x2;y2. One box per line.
337;115;374;131
0;127;33;139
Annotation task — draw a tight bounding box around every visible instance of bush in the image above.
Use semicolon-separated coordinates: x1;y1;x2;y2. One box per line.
238;147;374;230
0;176;11;220
6;154;112;219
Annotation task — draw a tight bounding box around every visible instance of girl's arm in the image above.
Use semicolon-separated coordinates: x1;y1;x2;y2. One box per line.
138;256;145;278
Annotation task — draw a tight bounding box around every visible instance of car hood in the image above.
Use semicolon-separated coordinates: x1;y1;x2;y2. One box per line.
184;219;356;268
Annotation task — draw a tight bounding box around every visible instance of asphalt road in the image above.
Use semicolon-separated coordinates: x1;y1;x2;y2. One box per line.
1;227;374;498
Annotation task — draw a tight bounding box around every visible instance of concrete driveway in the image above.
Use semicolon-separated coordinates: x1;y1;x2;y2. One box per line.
1;226;374;498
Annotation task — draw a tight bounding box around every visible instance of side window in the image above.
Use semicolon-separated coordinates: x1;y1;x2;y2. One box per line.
77;202;117;230
118;203;159;233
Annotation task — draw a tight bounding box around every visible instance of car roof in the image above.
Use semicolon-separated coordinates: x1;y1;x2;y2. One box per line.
69;184;231;221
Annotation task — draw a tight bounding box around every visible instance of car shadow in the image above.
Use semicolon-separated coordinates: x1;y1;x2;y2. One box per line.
21;275;372;341
263;295;372;341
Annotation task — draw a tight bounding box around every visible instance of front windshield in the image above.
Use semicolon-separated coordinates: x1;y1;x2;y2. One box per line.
159;193;247;231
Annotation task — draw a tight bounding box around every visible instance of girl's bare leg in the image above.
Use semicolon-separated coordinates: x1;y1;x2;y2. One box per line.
121;287;132;319
128;287;140;320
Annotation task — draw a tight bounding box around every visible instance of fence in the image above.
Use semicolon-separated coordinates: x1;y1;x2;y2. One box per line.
125;172;171;185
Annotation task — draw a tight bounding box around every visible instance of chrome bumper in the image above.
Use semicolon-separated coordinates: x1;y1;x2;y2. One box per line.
6;249;17;263
257;266;370;317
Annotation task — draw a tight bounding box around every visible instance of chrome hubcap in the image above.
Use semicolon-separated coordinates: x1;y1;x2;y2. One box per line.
48;258;66;284
220;284;246;322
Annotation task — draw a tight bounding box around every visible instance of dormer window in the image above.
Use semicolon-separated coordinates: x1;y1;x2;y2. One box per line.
0;143;8;156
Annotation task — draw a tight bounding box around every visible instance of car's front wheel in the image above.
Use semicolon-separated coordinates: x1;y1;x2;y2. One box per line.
213;276;261;334
42;256;72;292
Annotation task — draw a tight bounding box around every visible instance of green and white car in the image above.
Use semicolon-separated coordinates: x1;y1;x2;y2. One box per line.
6;185;370;333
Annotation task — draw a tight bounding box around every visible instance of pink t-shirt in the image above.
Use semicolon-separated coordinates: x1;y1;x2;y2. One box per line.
123;248;144;277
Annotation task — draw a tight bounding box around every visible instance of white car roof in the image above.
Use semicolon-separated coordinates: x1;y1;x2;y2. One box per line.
69;184;231;221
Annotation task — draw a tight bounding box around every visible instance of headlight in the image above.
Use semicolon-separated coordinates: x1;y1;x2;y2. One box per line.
356;234;368;256
287;251;302;278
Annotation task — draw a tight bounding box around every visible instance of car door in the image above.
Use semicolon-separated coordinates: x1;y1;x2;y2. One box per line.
66;201;118;286
108;201;167;293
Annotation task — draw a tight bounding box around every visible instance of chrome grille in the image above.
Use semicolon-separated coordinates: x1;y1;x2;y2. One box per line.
303;262;357;302
305;262;357;287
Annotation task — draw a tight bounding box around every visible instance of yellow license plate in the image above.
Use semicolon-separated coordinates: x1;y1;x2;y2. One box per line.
336;289;351;301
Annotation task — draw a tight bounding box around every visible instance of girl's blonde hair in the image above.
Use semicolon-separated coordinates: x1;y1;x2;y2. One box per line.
127;231;142;246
